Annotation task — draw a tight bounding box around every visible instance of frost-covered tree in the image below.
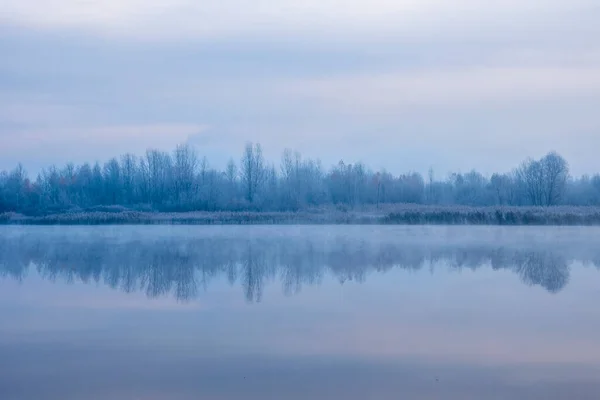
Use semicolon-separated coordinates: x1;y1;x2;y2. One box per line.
541;152;569;206
240;142;266;204
517;152;569;206
172;143;198;206
0;144;593;215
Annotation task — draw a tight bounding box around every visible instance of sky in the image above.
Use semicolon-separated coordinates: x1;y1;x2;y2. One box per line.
1;0;599;176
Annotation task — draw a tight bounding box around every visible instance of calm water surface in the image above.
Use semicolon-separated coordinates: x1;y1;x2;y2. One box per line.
1;225;600;399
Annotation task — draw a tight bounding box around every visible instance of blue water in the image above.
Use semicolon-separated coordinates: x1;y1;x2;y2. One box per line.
1;225;600;400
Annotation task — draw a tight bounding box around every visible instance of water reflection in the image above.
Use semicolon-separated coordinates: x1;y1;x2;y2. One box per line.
0;227;594;301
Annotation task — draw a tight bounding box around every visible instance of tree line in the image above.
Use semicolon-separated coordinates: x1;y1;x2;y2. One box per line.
0;142;594;215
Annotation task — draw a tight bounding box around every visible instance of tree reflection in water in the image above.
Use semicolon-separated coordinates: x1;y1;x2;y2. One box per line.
0;229;592;301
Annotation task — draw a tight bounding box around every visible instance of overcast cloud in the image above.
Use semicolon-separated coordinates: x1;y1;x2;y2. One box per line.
1;0;599;175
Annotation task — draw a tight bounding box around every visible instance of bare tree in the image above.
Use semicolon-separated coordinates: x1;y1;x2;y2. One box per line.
427;167;435;204
517;152;569;206
145;149;172;206
490;173;518;205
103;158;122;205
172;143;198;205
3;164;28;210
281;149;305;209
240;142;265;204
517;158;545;206
225;159;238;185
0;142;589;214
120;154;138;205
541;152;569;206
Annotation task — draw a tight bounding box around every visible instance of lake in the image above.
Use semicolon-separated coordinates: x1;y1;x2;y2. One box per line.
1;225;600;400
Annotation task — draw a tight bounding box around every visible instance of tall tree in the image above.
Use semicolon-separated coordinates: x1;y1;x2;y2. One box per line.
541;152;569;206
120;154;138;205
240;143;265;204
172;143;198;206
517;152;569;206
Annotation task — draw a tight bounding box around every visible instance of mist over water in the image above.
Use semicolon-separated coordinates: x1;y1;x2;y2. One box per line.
2;225;600;400
0;226;593;299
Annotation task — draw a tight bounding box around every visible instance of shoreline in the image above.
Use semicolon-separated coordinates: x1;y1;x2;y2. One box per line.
4;205;600;225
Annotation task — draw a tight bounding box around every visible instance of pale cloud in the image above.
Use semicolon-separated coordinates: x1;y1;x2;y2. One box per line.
0;100;78;126
1;0;600;175
282;67;600;113
0;0;594;40
0;0;174;30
